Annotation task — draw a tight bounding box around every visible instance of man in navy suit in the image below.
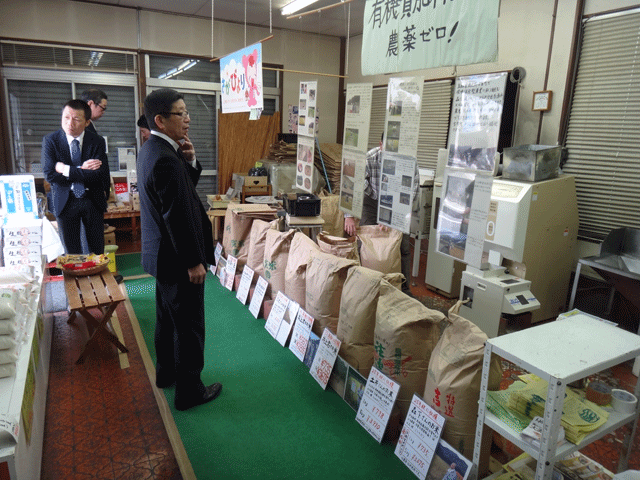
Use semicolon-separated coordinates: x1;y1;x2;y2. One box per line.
138;88;221;411
80;88;108;135
42;99;110;254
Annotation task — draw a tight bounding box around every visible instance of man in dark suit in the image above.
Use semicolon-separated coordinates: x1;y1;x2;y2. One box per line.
42;99;110;254
81;88;108;135
138;88;221;411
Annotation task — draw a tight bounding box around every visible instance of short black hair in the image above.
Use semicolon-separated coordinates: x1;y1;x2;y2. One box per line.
144;88;184;130
80;88;108;105
137;114;149;130
63;99;92;123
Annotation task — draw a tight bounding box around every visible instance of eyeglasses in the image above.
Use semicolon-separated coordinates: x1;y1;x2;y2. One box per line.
96;103;107;112
162;111;190;119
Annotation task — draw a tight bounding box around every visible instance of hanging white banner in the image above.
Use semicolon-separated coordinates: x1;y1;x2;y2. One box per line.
361;0;500;76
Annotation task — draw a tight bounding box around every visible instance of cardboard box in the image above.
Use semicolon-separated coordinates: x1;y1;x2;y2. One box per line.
4;245;41;258
130;192;140;211
3;253;42;268
104;232;116;245
244;175;268;187
3;217;43;246
0;175;38;217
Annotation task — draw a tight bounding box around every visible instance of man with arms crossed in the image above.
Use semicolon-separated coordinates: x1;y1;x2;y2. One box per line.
42;99;110;254
138;88;221;411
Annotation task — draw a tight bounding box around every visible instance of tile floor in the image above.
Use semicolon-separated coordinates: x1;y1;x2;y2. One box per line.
36;239;639;479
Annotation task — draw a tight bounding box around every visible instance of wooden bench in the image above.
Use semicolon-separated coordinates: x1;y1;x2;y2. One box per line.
63;269;128;364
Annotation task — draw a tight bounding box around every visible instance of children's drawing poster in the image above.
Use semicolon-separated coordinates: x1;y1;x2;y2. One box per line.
220;43;263;113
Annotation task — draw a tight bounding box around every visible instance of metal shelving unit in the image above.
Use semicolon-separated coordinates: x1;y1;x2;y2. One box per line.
472;311;640;480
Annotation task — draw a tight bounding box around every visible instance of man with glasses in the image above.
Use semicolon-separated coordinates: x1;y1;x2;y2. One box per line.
138;88;221;411
81;88;108;135
42;99;110;254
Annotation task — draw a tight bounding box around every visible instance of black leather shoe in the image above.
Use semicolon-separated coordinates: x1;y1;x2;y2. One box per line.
175;383;223;411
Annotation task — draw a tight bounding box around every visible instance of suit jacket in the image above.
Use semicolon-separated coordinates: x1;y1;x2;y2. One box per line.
137;135;214;278
41;129;110;217
85;121;98;135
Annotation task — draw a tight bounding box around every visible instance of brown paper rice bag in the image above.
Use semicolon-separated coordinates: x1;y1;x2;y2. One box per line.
222;205;254;267
317;231;359;263
306;250;357;337
423;300;502;457
246;219;277;277
357;225;402;275
319;191;344;237
263;228;295;297
374;279;445;420
284;232;320;309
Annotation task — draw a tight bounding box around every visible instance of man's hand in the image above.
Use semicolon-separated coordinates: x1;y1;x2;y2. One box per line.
179;134;196;162
55;162;66;174
344;216;357;236
81;159;102;170
188;263;207;284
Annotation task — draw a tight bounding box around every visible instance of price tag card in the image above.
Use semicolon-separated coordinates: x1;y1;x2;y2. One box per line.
224;255;238;290
310;328;341;390
395;394;445;480
219;267;228;287
236;266;254;304
265;291;290;339
289;308;314;362
276;300;299;346
215;256;227;279
248;276;268;318
356;367;400;443
214;242;223;266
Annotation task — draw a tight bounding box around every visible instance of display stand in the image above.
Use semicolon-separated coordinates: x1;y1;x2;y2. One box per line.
0;268;50;479
472;312;640;480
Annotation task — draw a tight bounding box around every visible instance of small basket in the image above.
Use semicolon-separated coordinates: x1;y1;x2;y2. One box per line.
58;254;110;276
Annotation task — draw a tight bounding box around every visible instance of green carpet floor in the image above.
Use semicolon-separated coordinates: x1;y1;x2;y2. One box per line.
116;252;147;277
126;269;417;479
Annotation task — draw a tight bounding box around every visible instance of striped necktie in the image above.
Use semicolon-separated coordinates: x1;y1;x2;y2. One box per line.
71;139;85;198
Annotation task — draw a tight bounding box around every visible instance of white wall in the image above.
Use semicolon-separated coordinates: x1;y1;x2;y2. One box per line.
0;0;341;144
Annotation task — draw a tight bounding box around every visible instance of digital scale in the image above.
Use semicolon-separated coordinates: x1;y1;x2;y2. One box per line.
459;265;540;338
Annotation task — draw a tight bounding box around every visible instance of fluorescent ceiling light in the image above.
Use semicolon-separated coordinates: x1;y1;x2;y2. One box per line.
281;0;320;16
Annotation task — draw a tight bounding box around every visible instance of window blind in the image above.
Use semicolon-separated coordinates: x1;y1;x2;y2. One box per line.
368;80;452;170
562;10;640;240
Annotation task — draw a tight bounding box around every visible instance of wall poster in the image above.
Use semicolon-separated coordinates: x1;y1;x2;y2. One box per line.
220;43;263;113
447;72;508;173
339;83;373;218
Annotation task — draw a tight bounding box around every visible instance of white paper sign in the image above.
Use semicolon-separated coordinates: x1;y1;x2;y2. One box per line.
356;367;400;443
236;266;254;304
224;255;238;290
289;309;315;362
276;301;299;347
298;80;318;138
310;328;341;390
395;394;446;479
376;152;417;234
214;242;223;266
265;291;290;339
295;135;315;193
248;276;269;318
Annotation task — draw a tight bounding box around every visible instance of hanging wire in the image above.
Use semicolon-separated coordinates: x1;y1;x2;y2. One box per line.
269;0;272;34
211;0;215;58
345;2;350;76
244;0;247;47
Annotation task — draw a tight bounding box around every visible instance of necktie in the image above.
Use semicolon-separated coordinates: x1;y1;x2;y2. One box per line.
71;139;85;198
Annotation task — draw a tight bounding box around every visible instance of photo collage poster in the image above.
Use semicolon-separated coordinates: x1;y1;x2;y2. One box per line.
296;80;318;193
436;73;506;268
339;83;373;218
377;77;424;233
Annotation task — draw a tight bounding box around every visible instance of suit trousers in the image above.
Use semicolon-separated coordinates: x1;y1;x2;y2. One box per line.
154;273;206;403
56;196;105;255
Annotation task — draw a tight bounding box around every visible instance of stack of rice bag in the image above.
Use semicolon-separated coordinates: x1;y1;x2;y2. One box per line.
0;265;37;379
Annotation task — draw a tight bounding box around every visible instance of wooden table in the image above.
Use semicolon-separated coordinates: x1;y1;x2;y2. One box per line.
104;210;140;239
63;269;128;364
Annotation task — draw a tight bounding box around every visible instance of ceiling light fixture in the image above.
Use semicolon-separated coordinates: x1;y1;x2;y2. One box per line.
281;0;320;16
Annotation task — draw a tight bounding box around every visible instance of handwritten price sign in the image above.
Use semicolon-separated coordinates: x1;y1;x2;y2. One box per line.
309;328;341;389
289;308;314;362
395;394;445;479
356;367;400;443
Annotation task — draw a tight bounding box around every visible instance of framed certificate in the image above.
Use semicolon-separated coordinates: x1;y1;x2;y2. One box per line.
532;90;552;111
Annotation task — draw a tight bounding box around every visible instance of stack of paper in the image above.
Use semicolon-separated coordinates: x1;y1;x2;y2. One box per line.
508;378;609;444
